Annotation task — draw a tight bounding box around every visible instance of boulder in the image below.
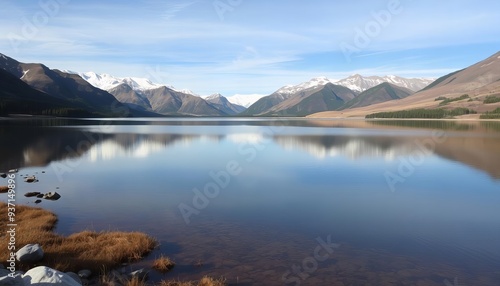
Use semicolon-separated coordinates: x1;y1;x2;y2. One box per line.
24;192;41;198
0;186;9;193
77;270;91;279
22;266;81;286
43;192;61;201
0;173;6;178
34;200;42;204
16;244;44;263
36;194;44;198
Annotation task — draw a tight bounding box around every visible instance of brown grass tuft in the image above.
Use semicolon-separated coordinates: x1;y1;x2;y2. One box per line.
0;203;158;272
158;276;226;286
152;255;175;273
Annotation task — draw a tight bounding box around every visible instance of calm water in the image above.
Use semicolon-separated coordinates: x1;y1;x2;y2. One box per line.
1;118;500;285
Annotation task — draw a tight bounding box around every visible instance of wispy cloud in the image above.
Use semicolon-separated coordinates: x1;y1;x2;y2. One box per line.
1;0;499;96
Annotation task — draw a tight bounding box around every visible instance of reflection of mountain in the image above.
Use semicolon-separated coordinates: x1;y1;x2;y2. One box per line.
0;125;222;170
274;136;415;160
1;121;499;179
273;134;500;179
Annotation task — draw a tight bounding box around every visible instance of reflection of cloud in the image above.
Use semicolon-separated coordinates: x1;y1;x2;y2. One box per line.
274;137;419;161
226;133;266;144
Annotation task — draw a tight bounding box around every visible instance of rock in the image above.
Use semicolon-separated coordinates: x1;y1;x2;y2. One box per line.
77;270;91;279
24;176;37;183
34;200;42;204
22;266;81;286
128;268;148;280
24;192;41;197
65;272;82;285
43;192;61;201
8;169;18;173
36;194;44;198
0;186;9;193
0;173;6;178
15;244;44;263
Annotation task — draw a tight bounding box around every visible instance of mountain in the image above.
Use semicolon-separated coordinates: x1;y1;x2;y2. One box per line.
340;82;414;110
0;53;145;117
205;94;246;115
226;94;267;108
0;68;94;116
310;51;500;118
243;78;357;116
106;84;227;116
138;86;226;116
75;71;225;116
335;74;434;93
242;77;337;116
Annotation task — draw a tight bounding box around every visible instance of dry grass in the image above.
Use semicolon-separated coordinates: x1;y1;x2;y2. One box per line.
0;203;158;272
152;255;175;272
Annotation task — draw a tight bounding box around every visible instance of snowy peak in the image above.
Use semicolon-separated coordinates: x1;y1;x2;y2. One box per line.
77;72;163;92
72;71;198;94
276;76;334;95
226;94;267;108
335;75;434;93
205;93;223;101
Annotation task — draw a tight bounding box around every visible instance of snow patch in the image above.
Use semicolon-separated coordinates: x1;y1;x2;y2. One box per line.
227;94;266;107
276;77;333;95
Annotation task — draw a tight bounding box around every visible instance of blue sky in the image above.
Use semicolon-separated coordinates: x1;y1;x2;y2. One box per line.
1;0;499;96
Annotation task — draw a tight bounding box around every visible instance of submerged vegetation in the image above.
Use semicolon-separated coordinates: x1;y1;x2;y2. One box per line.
366;108;477;119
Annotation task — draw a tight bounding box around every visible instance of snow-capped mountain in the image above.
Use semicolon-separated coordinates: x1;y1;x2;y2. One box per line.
226;94;267;108
276;76;332;95
205;93;246;115
335;74;434;93
70;71;198;95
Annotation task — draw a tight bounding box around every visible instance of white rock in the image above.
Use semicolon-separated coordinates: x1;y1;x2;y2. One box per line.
22;266;81;286
16;244;44;263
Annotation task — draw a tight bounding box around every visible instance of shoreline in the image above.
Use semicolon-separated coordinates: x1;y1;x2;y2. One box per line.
0;202;225;286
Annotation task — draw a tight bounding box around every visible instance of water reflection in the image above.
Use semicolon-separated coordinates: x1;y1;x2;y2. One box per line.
2;118;500;285
2;120;499;179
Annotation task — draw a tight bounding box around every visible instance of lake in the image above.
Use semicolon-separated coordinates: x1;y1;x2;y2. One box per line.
1;118;500;285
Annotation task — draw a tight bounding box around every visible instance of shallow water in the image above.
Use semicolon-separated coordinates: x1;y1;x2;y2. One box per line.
1;118;500;285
